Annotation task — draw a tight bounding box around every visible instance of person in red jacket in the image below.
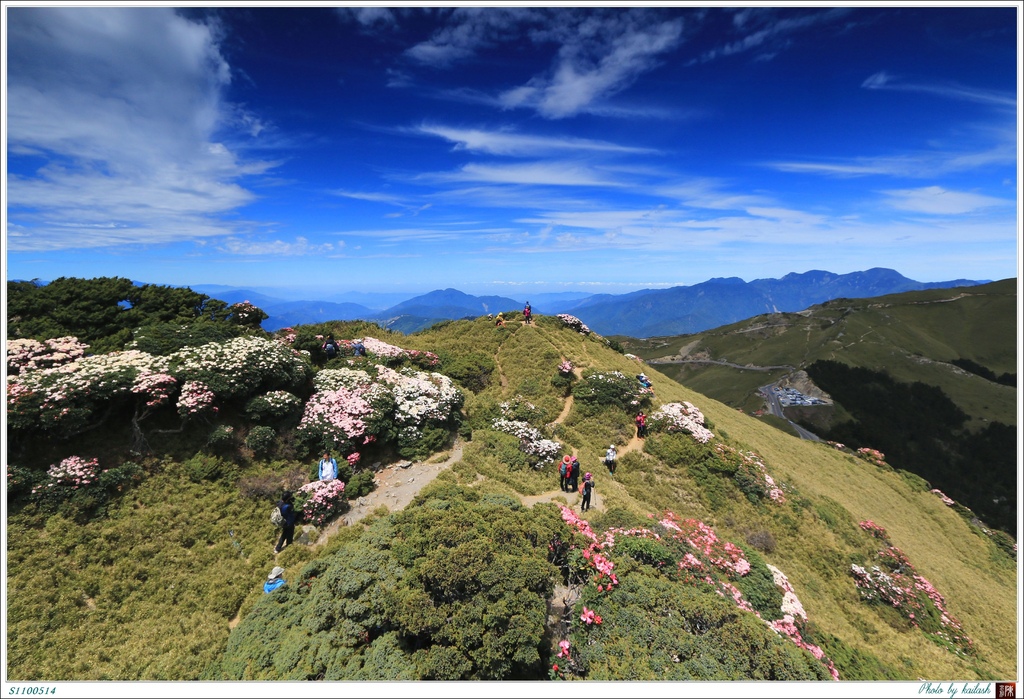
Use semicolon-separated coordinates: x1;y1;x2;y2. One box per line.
635;412;647;439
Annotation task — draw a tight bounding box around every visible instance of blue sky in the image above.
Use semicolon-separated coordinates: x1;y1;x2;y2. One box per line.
4;3;1020;298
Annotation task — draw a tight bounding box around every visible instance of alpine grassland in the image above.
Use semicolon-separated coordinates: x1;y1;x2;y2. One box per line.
5;280;1018;683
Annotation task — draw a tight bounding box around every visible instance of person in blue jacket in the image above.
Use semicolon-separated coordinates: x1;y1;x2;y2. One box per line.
318;451;338;481
274;491;298;554
264;566;286;593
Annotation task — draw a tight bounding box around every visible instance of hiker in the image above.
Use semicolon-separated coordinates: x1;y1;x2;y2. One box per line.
604;444;617;474
635;412;647;439
523;302;532;324
274;491;297;554
581;472;595;513
264;566;286;593
568;456;580;493
323;335;339;360
495;312;505;327
559;455;571;492
352;340;365;357
637;373;652;389
318;451;338;481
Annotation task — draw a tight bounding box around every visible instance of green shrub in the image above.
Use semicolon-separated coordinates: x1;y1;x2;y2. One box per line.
184;454;232;483
245;426;277;456
571;369;647;412
244;391;303;425
733;548;784;621
206;425;237;452
346;470;376;499
615;536;675;570
440;352;495;393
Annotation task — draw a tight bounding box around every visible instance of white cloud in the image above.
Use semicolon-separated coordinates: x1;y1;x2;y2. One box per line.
415;124;657;156
5;7;270;251
499;16;684;119
862;72;1016;108
693;8;850;64
880;186;1013;215
405;8;540;67
217;237;338;256
429;161;626;187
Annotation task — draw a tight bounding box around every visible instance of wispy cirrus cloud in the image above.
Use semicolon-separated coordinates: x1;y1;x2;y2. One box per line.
862;71;1016;108
498;14;684;119
426;161;627;187
403;8;685;119
5;7;273;252
414;124;658;156
692;7;851;64
880;186;1013;215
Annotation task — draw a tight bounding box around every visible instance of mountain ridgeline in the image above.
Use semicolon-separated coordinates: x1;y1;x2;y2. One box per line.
4;277;1017;683
183;267;989;335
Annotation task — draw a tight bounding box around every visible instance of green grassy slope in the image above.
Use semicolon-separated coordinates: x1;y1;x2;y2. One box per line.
625;279;1017;429
5;312;1017;682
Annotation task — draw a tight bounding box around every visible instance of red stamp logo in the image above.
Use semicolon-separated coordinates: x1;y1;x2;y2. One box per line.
997;683;1016;699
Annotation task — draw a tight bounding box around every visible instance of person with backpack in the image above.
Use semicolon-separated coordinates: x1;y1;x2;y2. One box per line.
635;412;647;439
323;335;339;360
523;302;532;324
580;472;595;513
264;566;287;593
604;444;617;474
559;455;571;492
274;491;297;554
568;456;580;493
318;451;338;481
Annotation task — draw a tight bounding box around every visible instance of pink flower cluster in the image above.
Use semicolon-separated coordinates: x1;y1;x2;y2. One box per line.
276;327;297;346
558;359;574;375
7;337;90;375
556;639;571;659
767;564;807;620
856;447;888;467
580;606;603;625
929;489;955;506
560;505;619;588
297;478;346;527
859;520;889;542
648;402;714;443
177;380;216;417
131;371;178;408
298;387;371;444
769;616;840;680
851;522;974;656
661;512;751;578
34;456;102;493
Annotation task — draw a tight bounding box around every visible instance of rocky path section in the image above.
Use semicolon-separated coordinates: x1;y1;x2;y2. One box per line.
314;442;465;543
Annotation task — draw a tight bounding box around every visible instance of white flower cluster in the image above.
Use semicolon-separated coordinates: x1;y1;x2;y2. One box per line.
169;336;309;397
556;314;591;335
375;365;463;426
491;418;562;467
648;401;715;443
7;337;90;374
314;368;374;392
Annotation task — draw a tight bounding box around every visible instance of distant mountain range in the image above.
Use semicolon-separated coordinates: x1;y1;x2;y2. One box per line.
191;268;992;337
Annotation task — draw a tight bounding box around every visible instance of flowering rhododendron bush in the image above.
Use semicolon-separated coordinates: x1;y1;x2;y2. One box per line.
648;401;714;444
714;443;787;504
212;484;562;681
556;314;591;335
295;479;347;527
296;364;463;459
7;336;311;443
547;506;837;681
851;521;975;657
6;337;90;375
20;455;144;515
166;336;309;399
